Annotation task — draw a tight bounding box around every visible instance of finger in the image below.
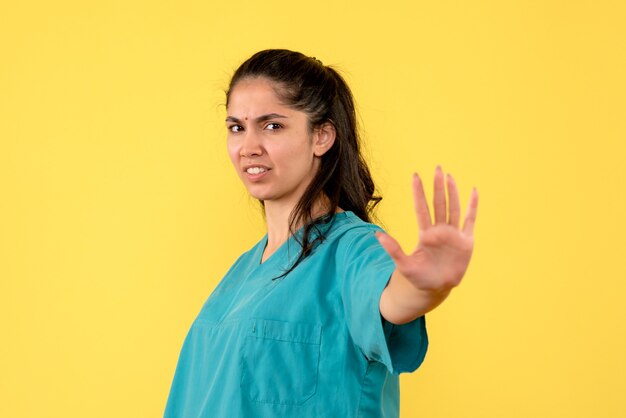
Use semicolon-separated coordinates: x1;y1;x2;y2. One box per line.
375;231;411;270
433;165;447;225
447;173;461;228
462;187;479;236
413;172;432;231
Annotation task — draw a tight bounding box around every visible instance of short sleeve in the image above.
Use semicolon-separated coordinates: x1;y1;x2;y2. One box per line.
340;226;429;375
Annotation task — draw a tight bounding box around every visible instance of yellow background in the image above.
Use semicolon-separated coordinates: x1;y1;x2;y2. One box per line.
1;0;625;417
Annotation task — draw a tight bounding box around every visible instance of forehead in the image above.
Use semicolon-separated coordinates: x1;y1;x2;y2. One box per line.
227;78;288;113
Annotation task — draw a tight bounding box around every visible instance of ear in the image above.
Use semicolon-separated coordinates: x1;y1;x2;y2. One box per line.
312;122;336;157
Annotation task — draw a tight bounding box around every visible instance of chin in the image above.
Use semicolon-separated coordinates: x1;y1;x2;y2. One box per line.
247;189;296;205
246;190;276;202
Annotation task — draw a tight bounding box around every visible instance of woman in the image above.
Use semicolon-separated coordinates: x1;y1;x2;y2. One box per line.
164;49;479;417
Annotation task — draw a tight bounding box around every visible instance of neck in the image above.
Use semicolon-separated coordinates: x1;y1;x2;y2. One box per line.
263;195;340;253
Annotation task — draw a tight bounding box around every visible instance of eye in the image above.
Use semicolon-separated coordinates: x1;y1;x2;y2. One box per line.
227;124;244;133
265;122;283;130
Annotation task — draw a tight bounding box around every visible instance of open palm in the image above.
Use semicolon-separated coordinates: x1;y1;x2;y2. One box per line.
376;166;479;292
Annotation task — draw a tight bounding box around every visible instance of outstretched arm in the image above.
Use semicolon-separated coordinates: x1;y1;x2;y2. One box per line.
377;166;479;325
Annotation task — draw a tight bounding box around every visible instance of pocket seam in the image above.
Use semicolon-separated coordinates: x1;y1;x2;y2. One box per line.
240;319;322;405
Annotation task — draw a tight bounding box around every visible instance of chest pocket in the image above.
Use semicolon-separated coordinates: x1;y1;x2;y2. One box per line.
240;318;322;405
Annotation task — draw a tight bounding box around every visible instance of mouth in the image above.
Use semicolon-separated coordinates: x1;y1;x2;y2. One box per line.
243;166;271;181
245;166;269;175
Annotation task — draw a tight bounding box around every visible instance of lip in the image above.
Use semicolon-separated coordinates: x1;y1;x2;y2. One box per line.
242;164;271;172
243;165;271;181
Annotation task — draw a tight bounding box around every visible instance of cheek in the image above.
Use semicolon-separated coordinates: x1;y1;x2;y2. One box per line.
280;131;314;160
277;143;316;177
272;141;309;165
226;140;239;164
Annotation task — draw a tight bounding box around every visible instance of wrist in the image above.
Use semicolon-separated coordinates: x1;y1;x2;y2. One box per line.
380;269;452;324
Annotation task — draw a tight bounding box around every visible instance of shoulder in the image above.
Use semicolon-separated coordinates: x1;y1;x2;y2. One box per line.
329;212;388;261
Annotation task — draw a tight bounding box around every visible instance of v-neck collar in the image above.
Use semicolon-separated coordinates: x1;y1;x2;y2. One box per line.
255;211;354;268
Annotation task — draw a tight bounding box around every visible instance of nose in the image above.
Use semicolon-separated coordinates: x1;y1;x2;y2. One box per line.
240;130;263;157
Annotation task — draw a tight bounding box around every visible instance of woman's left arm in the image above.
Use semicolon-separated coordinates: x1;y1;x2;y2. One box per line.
376;166;479;325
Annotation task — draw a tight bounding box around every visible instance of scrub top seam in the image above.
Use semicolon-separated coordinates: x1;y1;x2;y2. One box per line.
355;360;373;418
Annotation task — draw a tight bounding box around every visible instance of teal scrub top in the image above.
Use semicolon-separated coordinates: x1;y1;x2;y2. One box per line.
164;211;428;417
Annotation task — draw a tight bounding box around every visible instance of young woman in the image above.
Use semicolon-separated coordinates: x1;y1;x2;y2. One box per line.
164;49;479;417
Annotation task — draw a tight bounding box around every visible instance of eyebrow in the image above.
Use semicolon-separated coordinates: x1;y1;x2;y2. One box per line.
225;113;288;124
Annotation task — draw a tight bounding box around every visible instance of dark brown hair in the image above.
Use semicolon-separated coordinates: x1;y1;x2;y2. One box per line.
226;49;382;280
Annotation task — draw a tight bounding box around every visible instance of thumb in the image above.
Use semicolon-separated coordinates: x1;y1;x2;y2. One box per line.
374;231;408;266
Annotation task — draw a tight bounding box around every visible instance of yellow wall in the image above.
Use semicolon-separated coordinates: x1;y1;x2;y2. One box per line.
1;1;624;417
